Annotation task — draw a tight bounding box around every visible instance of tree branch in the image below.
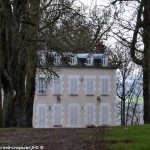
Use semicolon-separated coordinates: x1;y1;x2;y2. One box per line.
130;0;143;65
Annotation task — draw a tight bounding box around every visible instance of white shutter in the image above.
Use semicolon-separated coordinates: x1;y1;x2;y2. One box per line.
101;78;109;95
70;78;78;95
86;78;94;95
35;77;39;94
70;105;78;127
54;105;62;125
102;106;109;125
37;105;47;128
87;106;94;125
53;77;61;95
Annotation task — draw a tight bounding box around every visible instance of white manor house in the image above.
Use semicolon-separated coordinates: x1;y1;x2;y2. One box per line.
33;46;117;128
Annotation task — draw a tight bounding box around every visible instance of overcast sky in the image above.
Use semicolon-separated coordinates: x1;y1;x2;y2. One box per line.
79;0;108;6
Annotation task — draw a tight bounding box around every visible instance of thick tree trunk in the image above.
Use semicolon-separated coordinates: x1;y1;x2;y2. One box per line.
12;74;27;127
2;89;13;127
26;45;37;127
0;12;2;127
0;1;27;127
25;65;36;127
143;65;150;123
25;0;40;127
0;88;2;127
142;0;150;123
131;0;150;123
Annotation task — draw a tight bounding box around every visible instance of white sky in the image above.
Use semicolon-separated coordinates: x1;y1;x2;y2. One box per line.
79;0;108;6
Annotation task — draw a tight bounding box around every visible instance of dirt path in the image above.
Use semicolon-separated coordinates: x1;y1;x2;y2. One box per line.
0;127;108;150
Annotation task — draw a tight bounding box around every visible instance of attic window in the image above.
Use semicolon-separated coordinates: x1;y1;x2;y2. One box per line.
85;56;93;66
69;56;77;66
38;54;46;65
101;55;108;66
53;53;61;65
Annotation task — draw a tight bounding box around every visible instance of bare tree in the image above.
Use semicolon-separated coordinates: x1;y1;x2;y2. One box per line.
39;2;113;53
107;43;143;125
0;0;81;127
109;0;150;123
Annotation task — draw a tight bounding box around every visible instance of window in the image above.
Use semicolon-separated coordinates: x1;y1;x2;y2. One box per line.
87;57;92;65
101;55;108;66
85;77;95;95
53;77;62;95
85;104;95;125
39;77;47;95
101;105;109;125
53;53;61;65
101;77;110;95
69;56;77;66
85;56;93;66
37;104;47;128
53;104;63;126
69;76;79;96
38;54;46;65
69;104;80;127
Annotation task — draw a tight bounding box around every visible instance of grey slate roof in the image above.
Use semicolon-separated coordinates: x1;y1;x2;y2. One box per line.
38;51;116;69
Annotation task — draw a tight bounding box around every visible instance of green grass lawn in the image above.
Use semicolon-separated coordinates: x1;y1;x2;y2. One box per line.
106;124;150;150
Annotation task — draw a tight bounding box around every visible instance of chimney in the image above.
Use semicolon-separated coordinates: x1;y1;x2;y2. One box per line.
94;41;105;53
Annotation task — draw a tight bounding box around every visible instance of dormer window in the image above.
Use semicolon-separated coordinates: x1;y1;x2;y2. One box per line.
69;56;77;66
85;55;93;66
87;57;92;65
101;55;108;66
53;53;61;65
38;53;46;65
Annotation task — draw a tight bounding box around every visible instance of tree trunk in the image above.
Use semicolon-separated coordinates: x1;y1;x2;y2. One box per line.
2;88;14;127
121;76;126;126
25;63;36;127
122;100;126;126
25;48;37;127
143;67;150;123
12;70;27;127
142;0;150;123
126;99;130;125
0;88;2;127
25;0;40;127
0;9;2;127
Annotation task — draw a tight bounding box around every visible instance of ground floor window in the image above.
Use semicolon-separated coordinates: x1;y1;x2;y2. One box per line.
69;104;80;127
85;104;96;125
37;104;47;128
52;104;63;127
100;104;110;125
35;103;112;128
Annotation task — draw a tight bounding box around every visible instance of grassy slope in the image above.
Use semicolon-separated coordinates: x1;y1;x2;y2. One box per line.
0;125;150;150
0;128;107;150
106;124;150;150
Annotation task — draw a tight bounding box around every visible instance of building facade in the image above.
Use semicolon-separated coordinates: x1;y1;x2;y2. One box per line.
33;52;117;128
